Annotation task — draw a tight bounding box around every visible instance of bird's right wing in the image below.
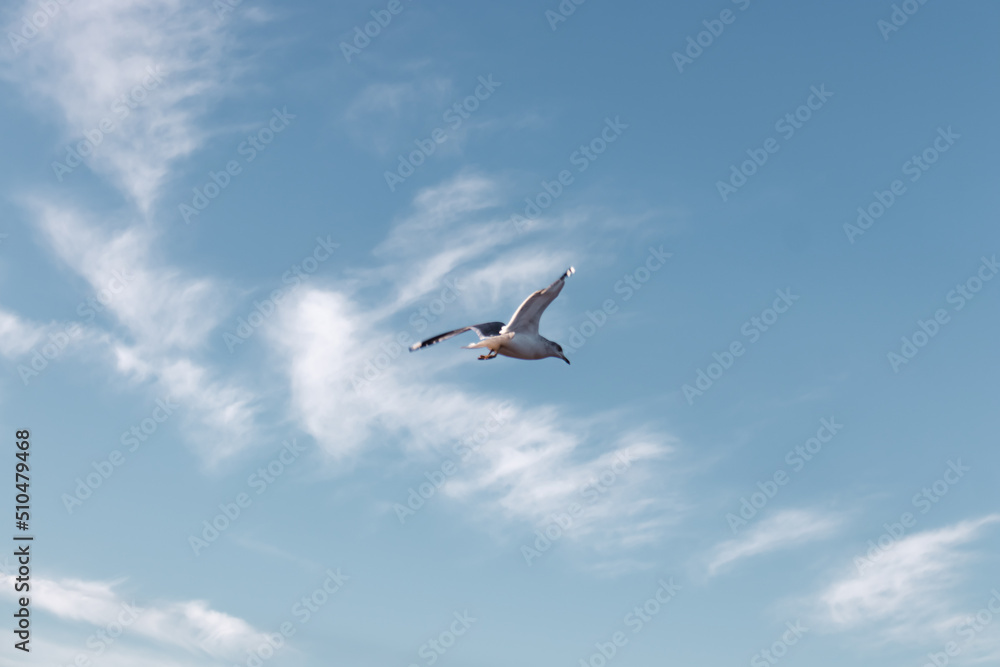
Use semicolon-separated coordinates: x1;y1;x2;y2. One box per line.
503;267;575;335
408;322;506;352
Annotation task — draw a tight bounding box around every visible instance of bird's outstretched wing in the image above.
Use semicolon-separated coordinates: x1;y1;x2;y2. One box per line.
408;321;506;352
503;267;575;335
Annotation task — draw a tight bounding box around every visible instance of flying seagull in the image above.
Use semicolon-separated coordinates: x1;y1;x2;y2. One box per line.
409;267;575;364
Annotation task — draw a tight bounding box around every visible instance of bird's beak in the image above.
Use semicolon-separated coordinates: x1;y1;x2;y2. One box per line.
560;353;570;365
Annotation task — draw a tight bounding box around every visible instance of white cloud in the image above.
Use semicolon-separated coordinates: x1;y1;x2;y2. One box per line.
707;508;842;576
23;201;260;465
33;203;227;350
270;287;678;547
0;639;218;667
0;572;270;662
369;171;572;318
0;306;102;389
820;514;1000;643
1;0;242;213
265;173;681;558
0;0;264;466
344;77;453;155
0;308;49;357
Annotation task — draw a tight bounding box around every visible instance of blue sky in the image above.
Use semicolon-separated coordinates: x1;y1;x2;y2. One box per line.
1;0;999;665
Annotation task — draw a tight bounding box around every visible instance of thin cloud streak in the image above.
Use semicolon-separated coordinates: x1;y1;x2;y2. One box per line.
819;514;1000;643
0;572;270;661
707;509;842;576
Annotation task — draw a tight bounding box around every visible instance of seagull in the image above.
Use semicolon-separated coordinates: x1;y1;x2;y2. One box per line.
409;267;575;364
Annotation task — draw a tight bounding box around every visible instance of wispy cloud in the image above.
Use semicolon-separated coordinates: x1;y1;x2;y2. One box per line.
1;0;243;213
0;308;52;357
344;77;453;155
369;171;580;320
0;0;265;464
270;287;678;549
266;173;682;561
707;508;842;576
33;203;227;350
819;514;1000;643
0;572;269;661
25;201;260;465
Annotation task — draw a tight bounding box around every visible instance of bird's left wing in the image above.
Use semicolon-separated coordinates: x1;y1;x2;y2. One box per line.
408;321;506;352
503;267;575;335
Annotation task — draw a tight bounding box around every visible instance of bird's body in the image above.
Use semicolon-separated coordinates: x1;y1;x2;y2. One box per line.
462;330;550;360
409;267;575;364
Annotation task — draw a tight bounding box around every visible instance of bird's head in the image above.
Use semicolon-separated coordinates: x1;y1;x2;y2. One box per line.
550;341;570;365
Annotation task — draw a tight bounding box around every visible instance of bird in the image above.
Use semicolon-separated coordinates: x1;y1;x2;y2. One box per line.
409;267;575;364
